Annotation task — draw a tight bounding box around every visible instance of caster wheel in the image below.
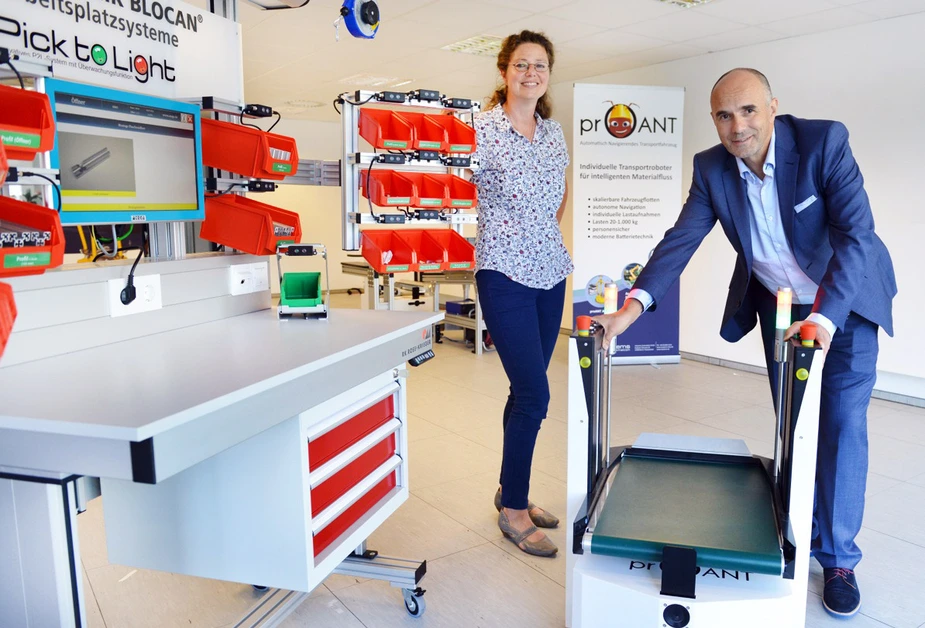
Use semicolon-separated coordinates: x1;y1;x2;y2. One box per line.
403;588;426;617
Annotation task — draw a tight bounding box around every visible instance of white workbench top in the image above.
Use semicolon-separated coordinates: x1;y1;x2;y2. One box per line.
0;308;442;442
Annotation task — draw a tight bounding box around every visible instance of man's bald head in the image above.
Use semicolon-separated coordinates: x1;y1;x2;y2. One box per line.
712;68;773;105
709;68;778;174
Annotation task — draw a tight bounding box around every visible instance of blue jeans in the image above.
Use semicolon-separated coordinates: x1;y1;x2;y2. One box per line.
755;285;878;569
476;270;566;510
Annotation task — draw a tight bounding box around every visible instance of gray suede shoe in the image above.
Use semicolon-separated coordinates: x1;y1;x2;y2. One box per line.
494;488;560;529
498;510;558;557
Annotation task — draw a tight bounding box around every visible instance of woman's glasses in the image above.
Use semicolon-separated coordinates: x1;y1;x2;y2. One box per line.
509;62;549;73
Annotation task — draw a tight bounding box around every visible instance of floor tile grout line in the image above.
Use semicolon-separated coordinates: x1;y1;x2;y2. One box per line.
487;538;567;591
409;490;504;546
325;586;372;628
81;558;109;628
859;525;925;552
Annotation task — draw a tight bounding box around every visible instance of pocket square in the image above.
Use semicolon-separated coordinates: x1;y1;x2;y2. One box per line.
794;195;817;213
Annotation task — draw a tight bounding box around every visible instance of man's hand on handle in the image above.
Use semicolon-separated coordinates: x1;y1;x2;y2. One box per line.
784;320;832;354
592;298;645;346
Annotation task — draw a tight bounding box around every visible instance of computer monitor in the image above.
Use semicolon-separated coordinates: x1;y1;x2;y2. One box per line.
45;79;205;226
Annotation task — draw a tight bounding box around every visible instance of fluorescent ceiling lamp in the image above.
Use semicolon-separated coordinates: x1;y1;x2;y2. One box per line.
442;35;503;57
659;0;715;6
337;73;400;87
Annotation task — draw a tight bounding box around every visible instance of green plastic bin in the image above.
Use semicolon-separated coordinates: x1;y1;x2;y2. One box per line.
280;272;323;308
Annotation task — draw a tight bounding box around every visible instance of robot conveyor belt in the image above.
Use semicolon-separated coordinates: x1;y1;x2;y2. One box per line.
566;319;825;627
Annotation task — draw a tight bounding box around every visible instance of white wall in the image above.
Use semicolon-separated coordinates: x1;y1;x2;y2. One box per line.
551;14;925;399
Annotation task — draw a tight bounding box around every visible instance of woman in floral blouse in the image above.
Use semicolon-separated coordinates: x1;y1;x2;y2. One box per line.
471;30;572;558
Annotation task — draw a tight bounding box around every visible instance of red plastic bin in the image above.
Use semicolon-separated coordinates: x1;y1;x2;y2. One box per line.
200;118;299;180
0;282;16;359
0;143;7;186
200;194;302;255
358;109;414;150
395;172;445;208
0;85;56;162
0;197;65;279
427;115;477;153
361;170;416;207
423;173;477;209
361;229;416;274
399;112;448;152
395;229;447;271
423;229;475;271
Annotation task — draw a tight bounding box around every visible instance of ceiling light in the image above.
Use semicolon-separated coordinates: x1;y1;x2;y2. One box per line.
284;99;324;108
442;35;503;57
337;73;400;87
659;0;715;6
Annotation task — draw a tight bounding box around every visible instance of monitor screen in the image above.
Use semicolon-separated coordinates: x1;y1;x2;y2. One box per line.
45;79;205;226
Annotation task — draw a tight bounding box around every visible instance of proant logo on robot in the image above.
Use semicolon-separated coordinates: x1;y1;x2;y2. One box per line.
0;16;176;84
628;561;753;583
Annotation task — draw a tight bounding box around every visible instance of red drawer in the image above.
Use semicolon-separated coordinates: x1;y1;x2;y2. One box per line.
308;396;394;471
313;472;397;557
311;434;397;517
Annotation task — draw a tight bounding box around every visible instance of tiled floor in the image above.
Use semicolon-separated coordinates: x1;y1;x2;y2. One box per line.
78;299;925;628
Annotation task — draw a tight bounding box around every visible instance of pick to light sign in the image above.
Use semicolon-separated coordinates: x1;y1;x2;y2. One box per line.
776;287;792;331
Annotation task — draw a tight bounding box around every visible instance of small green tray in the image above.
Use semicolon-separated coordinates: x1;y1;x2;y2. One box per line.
280;272;322;308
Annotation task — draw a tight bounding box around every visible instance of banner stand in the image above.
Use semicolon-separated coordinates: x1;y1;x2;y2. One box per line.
571;84;685;364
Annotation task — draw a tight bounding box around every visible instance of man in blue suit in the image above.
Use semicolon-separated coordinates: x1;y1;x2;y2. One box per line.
595;68;897;618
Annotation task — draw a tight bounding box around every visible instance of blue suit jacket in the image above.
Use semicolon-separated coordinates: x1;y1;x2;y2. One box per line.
635;114;897;342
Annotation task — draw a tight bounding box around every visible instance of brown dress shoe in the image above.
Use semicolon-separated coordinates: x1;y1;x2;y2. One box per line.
494;488;560;529
498;509;558;557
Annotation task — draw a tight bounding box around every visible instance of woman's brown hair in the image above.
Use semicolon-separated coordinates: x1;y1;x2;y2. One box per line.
487;30;555;119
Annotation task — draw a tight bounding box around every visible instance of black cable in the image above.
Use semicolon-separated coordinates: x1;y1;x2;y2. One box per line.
367;158;379;221
333;93;377;115
128;242;144;277
92;245;139;263
239;111;261;130
267;111;282;133
22;172;62;212
4;61;24;90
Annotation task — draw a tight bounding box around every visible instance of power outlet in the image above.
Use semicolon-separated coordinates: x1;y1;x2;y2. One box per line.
229;262;270;295
251;262;269;292
108;274;162;317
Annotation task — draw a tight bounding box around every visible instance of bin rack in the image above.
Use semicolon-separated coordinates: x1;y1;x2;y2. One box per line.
358;109;415;150
361;170;417;207
201;194;302;256
0;85;56;162
0;282;15;359
423;229;475;271
0;196;66;279
360;230;417;274
394;229;446;272
399;112;448;152
423;173;477;209
200;118;299;181
427;115;477;154
394;172;445;209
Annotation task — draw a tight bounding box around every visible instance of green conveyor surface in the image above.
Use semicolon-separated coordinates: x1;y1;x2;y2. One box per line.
590;455;783;575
